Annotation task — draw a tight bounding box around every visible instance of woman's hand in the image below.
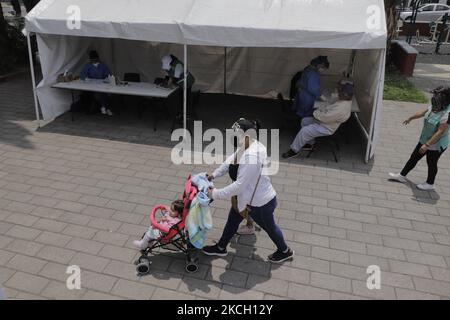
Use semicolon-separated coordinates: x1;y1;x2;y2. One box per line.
206;173;214;181
207;187;214;199
419;144;429;155
403;118;412;126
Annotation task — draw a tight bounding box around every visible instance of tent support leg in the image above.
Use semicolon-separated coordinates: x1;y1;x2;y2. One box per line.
224;47;227;95
183;44;187;135
27;32;40;128
365;49;386;163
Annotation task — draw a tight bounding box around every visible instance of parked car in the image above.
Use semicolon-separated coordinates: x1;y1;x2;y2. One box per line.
400;3;450;23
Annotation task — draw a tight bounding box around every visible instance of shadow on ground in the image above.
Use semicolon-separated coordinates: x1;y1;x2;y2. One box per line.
37;92;372;174
388;178;440;205
0;74;37;150
136;232;285;298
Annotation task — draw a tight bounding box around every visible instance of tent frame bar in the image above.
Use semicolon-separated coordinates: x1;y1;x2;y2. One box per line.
365;49;386;163
224;47;227;94
27;32;40;128
183;44;187;132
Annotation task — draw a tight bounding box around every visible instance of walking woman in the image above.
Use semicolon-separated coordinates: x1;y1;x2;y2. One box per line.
203;118;294;263
389;86;450;191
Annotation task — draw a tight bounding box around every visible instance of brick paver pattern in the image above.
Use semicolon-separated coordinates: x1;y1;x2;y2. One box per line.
0;75;449;300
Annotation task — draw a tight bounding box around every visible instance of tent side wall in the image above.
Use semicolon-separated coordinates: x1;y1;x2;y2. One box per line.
353;49;385;163
36;34;94;120
36;37;355;120
35;35;185;120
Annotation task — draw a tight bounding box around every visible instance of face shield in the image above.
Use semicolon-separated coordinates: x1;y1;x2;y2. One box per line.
231;120;245;149
231;119;258;149
161;55;172;71
431;87;448;112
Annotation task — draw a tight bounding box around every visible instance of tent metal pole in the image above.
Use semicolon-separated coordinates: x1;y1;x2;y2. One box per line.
27;32;40;128
224;47;227;95
183;44;187;133
365;49;386;163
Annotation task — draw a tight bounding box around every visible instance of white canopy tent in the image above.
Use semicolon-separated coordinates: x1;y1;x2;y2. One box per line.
26;0;387;162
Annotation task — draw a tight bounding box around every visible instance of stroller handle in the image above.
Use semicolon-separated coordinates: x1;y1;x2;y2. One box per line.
149;205;171;234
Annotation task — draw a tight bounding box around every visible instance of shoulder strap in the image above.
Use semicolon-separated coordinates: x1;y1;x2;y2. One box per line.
248;165;263;206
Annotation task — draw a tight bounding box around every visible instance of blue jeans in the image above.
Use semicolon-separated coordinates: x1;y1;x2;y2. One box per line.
217;197;288;252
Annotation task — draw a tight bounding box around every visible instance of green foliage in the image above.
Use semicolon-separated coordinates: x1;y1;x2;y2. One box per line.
0;19;28;75
384;67;428;103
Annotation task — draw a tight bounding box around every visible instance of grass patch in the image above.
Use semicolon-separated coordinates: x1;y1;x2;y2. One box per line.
384;67;428;103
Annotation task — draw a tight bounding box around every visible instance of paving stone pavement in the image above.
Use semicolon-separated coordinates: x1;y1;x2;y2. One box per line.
0;74;450;300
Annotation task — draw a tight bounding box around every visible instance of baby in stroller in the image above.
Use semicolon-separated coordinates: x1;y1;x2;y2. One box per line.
133;199;184;250
133;175;211;275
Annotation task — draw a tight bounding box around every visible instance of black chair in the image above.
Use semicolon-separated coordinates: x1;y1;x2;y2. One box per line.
171;89;200;134
277;93;300;133
290;71;303;100
122;73;164;131
278;71;303;133
305;124;346;163
122;72;144;116
123;73;140;83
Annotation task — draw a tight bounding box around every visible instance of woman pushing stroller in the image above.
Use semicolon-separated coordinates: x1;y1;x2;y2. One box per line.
203;118;294;263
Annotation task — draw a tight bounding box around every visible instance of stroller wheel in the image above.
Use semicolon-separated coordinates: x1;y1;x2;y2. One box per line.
134;255;148;265
185;260;198;273
135;256;151;276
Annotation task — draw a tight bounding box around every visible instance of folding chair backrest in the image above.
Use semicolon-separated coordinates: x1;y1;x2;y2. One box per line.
290;71;303;100
124;73;141;83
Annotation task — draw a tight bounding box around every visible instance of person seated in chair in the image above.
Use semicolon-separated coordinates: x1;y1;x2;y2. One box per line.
80;50;114;116
282;81;354;159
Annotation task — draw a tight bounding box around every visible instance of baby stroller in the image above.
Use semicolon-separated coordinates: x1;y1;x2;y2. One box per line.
134;175;199;275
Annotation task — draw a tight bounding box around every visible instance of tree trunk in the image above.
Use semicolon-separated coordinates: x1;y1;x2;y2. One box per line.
0;2;7;33
0;3;12;74
385;0;401;65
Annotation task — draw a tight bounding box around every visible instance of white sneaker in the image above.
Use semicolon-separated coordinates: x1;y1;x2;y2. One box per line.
101;106;107;115
106;109;114;116
237;224;255;235
388;173;407;183
417;183;435;191
133;239;148;250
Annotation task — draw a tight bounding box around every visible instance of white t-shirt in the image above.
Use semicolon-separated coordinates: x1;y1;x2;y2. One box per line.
173;64;184;79
212;141;277;212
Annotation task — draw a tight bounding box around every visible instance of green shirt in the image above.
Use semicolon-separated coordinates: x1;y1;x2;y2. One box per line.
419;105;450;151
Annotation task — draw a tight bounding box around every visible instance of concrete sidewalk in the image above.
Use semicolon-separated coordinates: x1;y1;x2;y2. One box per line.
0;74;449;300
410;63;450;94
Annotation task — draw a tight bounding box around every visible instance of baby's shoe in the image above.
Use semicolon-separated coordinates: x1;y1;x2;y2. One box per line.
133;239;148;250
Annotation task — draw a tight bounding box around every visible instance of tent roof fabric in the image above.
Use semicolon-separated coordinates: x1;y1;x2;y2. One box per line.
26;0;387;49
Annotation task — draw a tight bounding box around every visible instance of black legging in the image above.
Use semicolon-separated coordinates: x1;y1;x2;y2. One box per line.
401;142;446;185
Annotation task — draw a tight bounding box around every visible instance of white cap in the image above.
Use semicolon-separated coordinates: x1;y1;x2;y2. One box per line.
161;55;172;71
